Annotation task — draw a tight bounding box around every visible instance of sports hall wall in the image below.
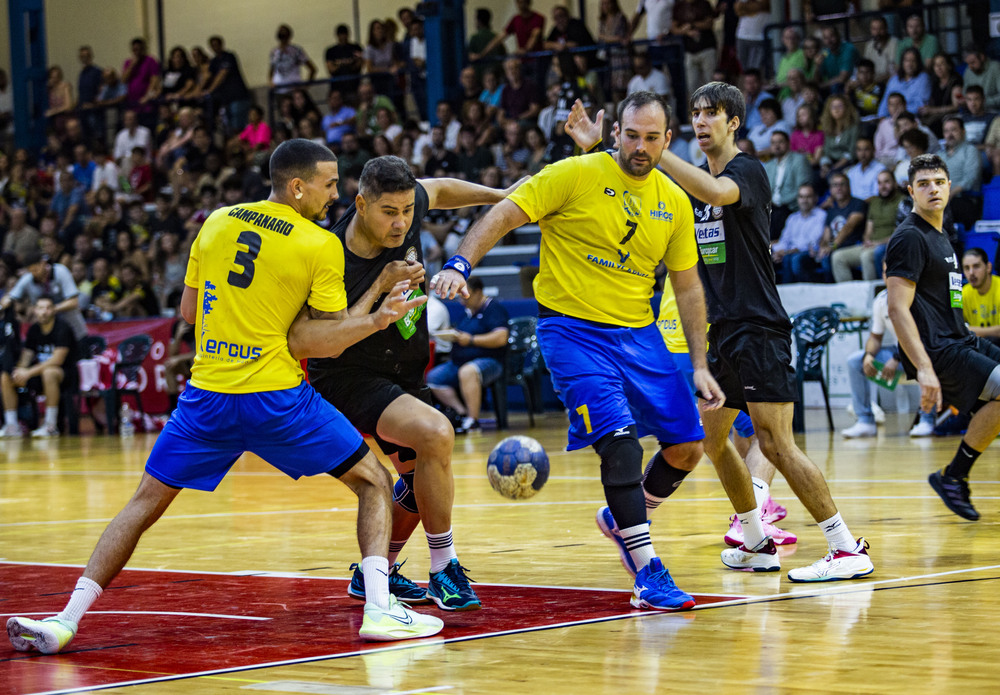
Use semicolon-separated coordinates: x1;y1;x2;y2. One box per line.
2;0;625;93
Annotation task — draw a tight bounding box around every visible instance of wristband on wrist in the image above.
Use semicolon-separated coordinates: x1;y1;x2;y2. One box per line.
443;254;472;280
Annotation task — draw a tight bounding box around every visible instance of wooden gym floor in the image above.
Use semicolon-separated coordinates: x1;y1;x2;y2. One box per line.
1;410;998;694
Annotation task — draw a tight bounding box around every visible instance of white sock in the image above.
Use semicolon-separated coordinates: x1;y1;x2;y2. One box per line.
5;410;17;427
426;529;457;573
751;477;769;512
737;508;766;548
360;556;391;610
387;540;407;566
818;512;857;552
44;405;59;429
620;523;657;572
57;577;103;626
643;489;666;516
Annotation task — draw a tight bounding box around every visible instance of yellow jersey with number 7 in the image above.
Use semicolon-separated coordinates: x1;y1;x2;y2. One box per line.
184;200;348;393
508;152;697;327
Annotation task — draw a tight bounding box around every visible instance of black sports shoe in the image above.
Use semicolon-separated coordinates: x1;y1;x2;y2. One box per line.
928;470;980;521
428;559;481;611
348;559;430;603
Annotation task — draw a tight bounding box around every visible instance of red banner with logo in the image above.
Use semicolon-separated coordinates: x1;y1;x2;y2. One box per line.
84;317;176;415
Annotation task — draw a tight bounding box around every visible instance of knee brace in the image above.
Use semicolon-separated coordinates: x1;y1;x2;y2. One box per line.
594;425;644;488
392;471;418;513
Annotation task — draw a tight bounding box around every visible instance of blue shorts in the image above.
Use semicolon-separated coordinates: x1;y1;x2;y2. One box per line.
537;316;704;450
426;357;504;390
146;382;368;491
670;351;755;438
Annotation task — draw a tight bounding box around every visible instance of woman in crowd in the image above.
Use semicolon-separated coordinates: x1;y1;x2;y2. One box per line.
919;53;962;136
791;103;824;167
524;125;549;176
878;47;930;118
45;66;75;126
597;0;630;101
158;47;197;102
820;93;859;177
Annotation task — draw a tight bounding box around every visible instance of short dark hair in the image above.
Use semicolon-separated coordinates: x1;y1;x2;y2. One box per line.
966;84;985;97
689;81;745;135
616;90;671;125
898;127;929;151
467;276;485;293
943;115;965;131
758;98;781;116
908;153;949;185
896;110;916;123
268;139;337;192
857;58;875;71
771;130;790;142
336;24;350;35
964;247;990;265
22;249;44;266
358;155;417;202
476;8;492;25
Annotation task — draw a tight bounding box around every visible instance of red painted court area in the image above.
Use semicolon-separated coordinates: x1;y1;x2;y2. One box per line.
1;563;742;694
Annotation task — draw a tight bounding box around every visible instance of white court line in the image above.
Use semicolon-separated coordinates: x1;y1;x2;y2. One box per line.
0;610;270;621
11;562;1000;695
4;493;1000;529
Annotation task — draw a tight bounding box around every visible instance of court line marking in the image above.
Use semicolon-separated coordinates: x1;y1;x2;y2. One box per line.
4;493;1000;528
11;562;1000;695
0;610;270;621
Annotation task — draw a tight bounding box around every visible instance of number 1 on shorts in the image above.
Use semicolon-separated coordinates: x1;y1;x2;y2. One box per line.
576;404;592;434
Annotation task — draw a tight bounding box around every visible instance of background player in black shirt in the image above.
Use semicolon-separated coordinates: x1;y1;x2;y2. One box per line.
305;156;524;611
0;296;76;438
565;84;875;582
886;154;1000;521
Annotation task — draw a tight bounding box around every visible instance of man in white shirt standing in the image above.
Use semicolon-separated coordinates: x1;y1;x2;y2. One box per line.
845;137;885;201
112;110;152;170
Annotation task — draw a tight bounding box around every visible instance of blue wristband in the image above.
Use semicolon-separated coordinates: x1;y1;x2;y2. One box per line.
442;254;472;281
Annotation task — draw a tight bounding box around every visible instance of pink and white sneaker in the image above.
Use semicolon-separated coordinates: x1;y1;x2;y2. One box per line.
724;515;797;547
761;496;787;524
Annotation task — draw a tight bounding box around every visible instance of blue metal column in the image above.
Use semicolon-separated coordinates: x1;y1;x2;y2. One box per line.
7;0;47;152
420;0;466;123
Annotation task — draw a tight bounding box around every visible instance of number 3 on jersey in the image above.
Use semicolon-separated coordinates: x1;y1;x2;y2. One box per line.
228;231;262;288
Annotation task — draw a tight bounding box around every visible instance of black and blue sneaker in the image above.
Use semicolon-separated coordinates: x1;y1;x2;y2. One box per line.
347;559;429;604
427;559;481;611
631;557;696;611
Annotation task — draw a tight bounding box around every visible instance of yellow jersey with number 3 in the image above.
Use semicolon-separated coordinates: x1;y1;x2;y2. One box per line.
508;151;697;327
184;200;348;393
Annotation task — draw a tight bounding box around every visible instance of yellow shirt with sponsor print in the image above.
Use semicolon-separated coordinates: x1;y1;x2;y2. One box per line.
656;280;689;353
962;277;1000;329
184;200;348;393
508;151;698;327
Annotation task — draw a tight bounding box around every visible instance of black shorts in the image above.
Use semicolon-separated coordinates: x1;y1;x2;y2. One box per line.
310;366;430;463
932;336;1000;414
707;323;798;414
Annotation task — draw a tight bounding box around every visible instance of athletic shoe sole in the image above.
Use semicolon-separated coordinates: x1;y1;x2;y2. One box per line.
787;565;875;583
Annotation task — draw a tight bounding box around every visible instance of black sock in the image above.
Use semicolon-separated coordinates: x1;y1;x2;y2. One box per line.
945;440;982;479
642;452;691;499
604;483;646;529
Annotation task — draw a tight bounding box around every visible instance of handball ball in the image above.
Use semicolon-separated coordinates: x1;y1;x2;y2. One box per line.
486;436;550;500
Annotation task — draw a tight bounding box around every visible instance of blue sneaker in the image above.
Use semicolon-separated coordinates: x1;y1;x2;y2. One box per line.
631;557;696;611
427;559;481;611
596;506;651;578
348;560;429;604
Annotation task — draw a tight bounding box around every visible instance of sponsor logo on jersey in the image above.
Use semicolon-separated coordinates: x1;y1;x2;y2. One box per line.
649;208;673;221
604;187;616;197
695;221;725;243
617;249;631;264
694;203;712;222
406;246;418;263
204;339;263;360
945;254;957;268
586;254;651;277
622;191;642;218
712;206;723;220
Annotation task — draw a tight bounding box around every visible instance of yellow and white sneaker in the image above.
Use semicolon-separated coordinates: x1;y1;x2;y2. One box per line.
7;616;78;654
359;595;444;642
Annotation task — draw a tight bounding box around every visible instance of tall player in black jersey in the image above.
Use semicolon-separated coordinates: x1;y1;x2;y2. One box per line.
567;84;875;582
306;156;524;611
887;154;1000;521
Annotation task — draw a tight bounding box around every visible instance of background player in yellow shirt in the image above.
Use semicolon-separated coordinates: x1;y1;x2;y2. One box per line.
433;91;725;612
961;247;1000;344
7;140;442;655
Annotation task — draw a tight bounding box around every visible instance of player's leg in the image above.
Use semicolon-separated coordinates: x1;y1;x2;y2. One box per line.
724;427;797;547
377;393;480;611
747;400;874;582
456;361;486;430
427;362;467;421
253;383;442;639
0;370;20;436
929;353;1000;520
32;365;64;437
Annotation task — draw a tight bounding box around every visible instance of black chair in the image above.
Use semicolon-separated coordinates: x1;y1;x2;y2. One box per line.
791;307;840;433
103;334;152;435
486;317;547;430
71;335;108;434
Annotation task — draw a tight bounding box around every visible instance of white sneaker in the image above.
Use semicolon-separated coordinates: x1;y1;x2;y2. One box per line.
0;424;21;438
787;538;875;583
909;420;934;437
721;537;780;572
31;425;59;438
359;595;444;641
7;616;78;653
841;422;877;439
871;402;886;424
